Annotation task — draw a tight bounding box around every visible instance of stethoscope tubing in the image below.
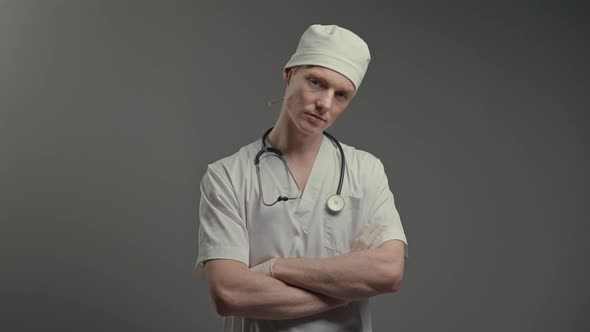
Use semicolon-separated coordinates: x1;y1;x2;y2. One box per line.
254;127;346;207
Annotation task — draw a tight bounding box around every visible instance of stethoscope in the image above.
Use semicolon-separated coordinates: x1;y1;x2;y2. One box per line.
254;127;346;214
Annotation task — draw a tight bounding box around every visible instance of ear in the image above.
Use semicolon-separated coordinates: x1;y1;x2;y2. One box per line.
283;68;293;84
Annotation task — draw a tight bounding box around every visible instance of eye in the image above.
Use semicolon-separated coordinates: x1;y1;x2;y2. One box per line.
336;92;349;101
308;78;321;87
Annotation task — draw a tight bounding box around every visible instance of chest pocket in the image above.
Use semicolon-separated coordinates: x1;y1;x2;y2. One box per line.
324;193;365;254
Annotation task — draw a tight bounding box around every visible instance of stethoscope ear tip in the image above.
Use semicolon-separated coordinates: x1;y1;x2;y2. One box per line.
267;98;283;107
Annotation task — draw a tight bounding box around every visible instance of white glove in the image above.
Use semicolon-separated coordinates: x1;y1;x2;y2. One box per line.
351;223;385;251
249;257;277;277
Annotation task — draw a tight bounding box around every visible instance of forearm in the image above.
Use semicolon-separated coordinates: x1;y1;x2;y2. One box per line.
206;261;347;320
272;241;405;301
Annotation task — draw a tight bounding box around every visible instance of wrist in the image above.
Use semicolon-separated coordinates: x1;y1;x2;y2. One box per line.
271;257;283;279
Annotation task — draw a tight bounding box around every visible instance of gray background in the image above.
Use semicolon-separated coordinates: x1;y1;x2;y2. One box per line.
1;1;588;331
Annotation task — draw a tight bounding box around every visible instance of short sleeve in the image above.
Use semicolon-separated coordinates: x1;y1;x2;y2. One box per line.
194;165;249;279
367;159;409;258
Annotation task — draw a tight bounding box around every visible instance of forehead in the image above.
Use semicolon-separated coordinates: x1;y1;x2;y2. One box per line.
298;66;356;94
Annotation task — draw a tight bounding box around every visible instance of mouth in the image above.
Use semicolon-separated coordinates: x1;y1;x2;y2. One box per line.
305;112;325;122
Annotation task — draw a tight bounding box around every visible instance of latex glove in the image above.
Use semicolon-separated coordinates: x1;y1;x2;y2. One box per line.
351;223;385;251
249;257;278;277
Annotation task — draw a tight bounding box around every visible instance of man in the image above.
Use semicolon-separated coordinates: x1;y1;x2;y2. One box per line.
196;24;408;331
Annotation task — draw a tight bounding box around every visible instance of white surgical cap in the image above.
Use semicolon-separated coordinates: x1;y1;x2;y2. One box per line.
284;24;371;90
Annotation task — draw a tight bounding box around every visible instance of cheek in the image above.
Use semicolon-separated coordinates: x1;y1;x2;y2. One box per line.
284;92;298;112
286;87;312;110
300;87;319;104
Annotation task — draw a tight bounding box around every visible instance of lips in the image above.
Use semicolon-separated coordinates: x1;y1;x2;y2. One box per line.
305;112;325;122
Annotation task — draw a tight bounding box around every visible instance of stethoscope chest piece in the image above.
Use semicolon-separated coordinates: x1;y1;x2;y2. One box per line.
326;194;345;214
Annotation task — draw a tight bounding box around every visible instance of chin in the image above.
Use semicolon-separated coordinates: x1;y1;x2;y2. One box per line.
291;112;326;136
302;121;325;135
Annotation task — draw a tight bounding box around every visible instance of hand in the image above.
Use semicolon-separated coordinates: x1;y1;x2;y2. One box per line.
351;223;385;251
249;257;278;277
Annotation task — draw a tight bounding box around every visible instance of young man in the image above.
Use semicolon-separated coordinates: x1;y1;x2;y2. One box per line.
196;24;408;331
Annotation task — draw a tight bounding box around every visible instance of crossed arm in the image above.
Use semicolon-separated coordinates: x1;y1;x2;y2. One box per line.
202;239;405;320
203;259;348;320
272;239;406;301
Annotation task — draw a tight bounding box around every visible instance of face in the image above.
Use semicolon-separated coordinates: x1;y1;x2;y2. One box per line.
282;65;356;136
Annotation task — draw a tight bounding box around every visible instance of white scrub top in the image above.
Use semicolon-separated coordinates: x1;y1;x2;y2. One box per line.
196;135;408;332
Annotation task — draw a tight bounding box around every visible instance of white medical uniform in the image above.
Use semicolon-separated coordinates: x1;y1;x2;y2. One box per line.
196;134;408;332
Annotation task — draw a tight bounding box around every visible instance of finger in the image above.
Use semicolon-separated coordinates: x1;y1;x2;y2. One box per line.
360;223;378;240
353;224;380;251
352;224;371;243
366;223;383;242
368;233;383;249
366;224;384;249
351;236;366;251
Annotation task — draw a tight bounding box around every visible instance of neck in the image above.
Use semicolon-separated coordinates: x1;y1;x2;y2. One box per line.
267;111;323;157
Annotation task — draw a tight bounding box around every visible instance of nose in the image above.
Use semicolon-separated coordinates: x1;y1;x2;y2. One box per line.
316;91;333;113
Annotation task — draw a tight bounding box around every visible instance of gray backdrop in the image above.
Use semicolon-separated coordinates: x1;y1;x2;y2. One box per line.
1;1;588;331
